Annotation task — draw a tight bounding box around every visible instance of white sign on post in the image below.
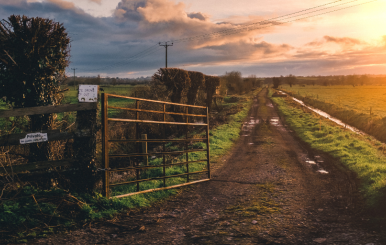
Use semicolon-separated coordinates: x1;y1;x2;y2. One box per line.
78;85;98;102
20;133;48;144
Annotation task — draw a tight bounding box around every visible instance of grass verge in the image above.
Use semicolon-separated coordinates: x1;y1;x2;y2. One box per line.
281;88;386;143
0;89;260;243
271;91;386;211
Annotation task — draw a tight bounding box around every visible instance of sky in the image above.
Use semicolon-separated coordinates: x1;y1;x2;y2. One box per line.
1;0;385;78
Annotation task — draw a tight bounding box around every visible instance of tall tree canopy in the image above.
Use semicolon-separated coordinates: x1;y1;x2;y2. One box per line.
0;15;70;108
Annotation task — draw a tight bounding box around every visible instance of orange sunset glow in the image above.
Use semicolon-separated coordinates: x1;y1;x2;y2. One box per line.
2;0;386;77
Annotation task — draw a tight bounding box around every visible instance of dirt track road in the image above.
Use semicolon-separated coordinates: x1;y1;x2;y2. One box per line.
34;88;385;244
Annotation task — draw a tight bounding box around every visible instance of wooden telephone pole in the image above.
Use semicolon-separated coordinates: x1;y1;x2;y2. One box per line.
159;42;173;68
71;68;77;90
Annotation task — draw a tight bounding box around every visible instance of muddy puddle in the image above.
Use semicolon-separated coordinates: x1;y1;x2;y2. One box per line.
243;107;330;174
241;116;259;137
278;91;365;135
270;117;280;126
305;156;329;174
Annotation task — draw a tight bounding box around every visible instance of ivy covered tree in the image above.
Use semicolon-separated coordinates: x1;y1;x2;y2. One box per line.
0;15;70;161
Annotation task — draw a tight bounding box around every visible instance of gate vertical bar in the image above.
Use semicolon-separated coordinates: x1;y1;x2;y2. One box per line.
206;107;210;179
136;100;140;192
163;103;166;187
185;107;189;183
102;93;110;198
141;134;148;166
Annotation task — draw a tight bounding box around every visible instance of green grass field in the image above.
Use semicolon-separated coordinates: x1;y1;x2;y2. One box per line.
62;84;140;104
271;90;386;210
63;85;142;117
281;85;386;118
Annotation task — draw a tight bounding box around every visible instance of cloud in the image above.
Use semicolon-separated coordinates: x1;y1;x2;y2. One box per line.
89;0;101;4
306;35;364;49
205;40;292;64
289;34;386;75
323;36;362;46
113;0;280;50
47;0;75;10
382;35;386;46
137;0;186;23
1;0;385;77
187;12;209;21
113;0;147;22
0;0;26;7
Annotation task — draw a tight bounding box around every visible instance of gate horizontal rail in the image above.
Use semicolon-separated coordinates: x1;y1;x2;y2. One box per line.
108;118;206;126
108;138;206;143
102;93;211;198
108;106;207;117
109;149;206;158
110;170;209;187
108;159;208;172
105;94;207;108
113;179;210;199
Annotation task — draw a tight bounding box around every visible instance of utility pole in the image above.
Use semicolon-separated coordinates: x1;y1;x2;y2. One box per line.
159;42;173;68
71;68;77;90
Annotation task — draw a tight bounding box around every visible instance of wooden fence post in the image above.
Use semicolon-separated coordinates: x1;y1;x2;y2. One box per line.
72;102;98;192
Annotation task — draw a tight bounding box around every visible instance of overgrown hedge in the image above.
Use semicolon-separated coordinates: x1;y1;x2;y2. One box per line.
152;68;220;110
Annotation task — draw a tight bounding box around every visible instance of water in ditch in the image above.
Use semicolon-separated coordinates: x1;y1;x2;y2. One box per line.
278;91;366;136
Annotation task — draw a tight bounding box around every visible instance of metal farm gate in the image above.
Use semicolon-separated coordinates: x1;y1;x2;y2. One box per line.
101;93;210;198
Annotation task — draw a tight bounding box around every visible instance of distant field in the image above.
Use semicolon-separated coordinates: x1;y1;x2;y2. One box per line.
62;84;140;105
281;85;386;118
63;84;143;118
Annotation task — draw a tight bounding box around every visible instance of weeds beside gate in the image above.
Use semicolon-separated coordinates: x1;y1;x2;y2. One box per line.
0;102;98;191
101;93;211;198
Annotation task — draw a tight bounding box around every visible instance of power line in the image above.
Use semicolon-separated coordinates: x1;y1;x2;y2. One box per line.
170;0;371;44
86;44;161;72
106;45;163;70
80;0;377;74
84;45;163;74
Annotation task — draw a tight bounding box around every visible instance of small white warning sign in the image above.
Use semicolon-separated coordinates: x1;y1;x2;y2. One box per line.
20;133;48;144
78;85;98;102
